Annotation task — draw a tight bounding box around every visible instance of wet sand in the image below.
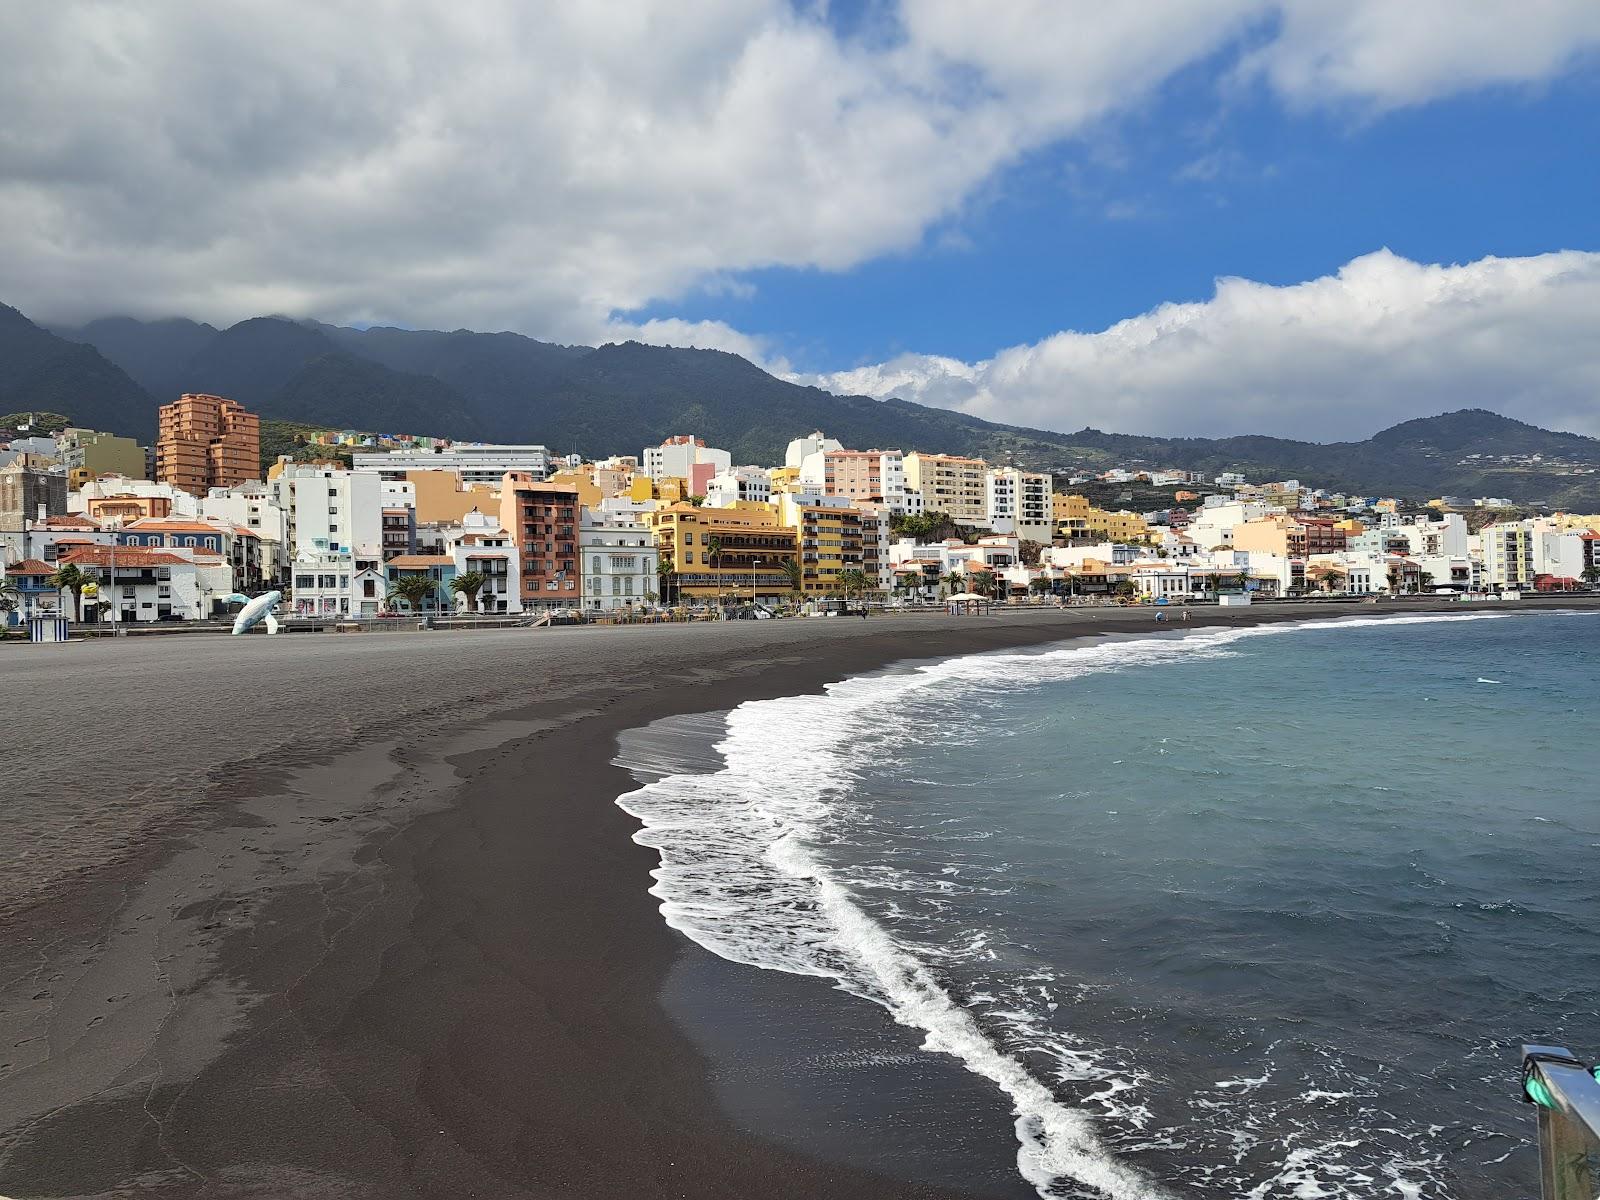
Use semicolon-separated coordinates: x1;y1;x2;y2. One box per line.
2;600;1584;1198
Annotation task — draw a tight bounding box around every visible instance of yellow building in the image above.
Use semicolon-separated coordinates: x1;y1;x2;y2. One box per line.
1085;508;1150;542
546;466;603;508
1053;493;1092;539
904;452;987;523
648;502;798;604
406;469;501;525
776;494;867;596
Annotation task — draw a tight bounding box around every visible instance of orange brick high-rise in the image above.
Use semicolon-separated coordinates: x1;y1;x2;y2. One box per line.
155;394;261;496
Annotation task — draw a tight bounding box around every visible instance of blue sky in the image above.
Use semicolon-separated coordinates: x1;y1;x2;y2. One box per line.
3;1;1599;438
635;62;1600;372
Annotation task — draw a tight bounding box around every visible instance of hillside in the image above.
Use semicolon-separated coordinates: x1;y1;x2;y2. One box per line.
0;305;155;437
30;304;1600;507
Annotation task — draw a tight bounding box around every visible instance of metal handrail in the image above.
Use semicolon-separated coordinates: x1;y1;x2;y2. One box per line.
1522;1043;1600;1199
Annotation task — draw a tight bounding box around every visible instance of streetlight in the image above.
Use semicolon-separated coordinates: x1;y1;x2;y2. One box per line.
752;557;761;607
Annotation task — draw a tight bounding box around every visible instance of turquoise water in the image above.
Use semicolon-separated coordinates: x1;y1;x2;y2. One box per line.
620;612;1600;1198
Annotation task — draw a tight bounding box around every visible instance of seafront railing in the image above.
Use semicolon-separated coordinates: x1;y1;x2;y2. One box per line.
1521;1044;1600;1199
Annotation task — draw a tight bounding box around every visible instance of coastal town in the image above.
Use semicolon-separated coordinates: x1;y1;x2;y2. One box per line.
3;394;1599;634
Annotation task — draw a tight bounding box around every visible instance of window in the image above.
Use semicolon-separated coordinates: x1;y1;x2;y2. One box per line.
295;575;314;589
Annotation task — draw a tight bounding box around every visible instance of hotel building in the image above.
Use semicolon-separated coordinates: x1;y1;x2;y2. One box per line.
155;394;260;496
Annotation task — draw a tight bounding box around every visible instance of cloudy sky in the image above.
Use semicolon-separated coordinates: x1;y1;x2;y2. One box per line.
2;1;1597;439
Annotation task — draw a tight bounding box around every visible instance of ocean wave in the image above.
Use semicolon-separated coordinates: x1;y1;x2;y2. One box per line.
613;612;1519;1199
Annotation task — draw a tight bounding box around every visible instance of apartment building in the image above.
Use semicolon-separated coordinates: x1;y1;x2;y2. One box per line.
1479;521;1536;590
269;464;384;558
155;394;260;496
984;467;1053;542
777;493;866;597
500;473;581;610
904;452;988;524
797;448;920;515
643;435;731;482
580;511;660;611
648;502;797;605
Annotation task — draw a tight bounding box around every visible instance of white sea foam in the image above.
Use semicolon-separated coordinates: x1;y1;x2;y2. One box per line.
614;612;1513;1199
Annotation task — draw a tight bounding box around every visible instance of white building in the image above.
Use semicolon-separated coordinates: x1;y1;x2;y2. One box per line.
444;509;522;613
984;467;1053;542
288;542;383;617
579;511;660;611
1478;520;1535;590
352;443;552;485
70;475;201;518
704;466;773;508
796;448;921;515
643;436;731;481
55;543;232;622
270;464;384;559
784;431;843;470
202;482;290;584
1185;500;1276;550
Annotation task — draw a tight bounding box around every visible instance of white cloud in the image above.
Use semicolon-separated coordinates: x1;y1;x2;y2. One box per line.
1;2;1597;341
801;250;1600;440
1241;0;1600;111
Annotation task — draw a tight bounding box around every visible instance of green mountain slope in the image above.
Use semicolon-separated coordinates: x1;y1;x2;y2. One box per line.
27;302;1600;507
0;304;156;438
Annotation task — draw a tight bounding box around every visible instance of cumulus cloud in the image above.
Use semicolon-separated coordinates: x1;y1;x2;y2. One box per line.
804;250;1600;440
2;1;1598;348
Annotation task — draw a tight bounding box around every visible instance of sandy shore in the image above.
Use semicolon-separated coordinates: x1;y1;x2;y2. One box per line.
2;599;1588;1198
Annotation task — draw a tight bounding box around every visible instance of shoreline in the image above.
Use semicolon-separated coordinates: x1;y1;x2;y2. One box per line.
2;599;1591;1198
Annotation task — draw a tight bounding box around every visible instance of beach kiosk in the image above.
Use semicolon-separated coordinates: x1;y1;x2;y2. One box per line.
29;616;71;643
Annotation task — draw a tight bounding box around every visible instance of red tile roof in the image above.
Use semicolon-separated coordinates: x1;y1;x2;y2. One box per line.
3;559;54;575
386;554;454;569
58;546;190;568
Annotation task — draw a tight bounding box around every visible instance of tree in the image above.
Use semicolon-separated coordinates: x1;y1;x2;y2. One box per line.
1386;567;1403;595
449;570;488;613
687;494;706;507
657;556;677;606
47;563;88;620
894;568;923;600
388;573;441;612
939;571;963;598
1583;565;1600;590
779;557;803;599
838;567;868;604
1111;579;1137;600
1202;572;1222;596
1019;539;1044;566
1418;570;1435;592
706;536;724;607
1028;577;1052;596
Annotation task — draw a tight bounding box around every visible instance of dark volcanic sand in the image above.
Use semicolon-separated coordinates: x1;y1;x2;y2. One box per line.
2;600;1583;1198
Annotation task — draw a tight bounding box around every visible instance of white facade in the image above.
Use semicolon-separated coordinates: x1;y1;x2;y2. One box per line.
1478;521;1535;589
984;467;1053;542
352;443;552;485
1185;501;1276;550
784;431;843;471
704;466;772;508
70;475;200;518
643;438;731;480
579;512;660;610
270;465;384;559
202;483;289;583
288;544;378;616
445;510;522;613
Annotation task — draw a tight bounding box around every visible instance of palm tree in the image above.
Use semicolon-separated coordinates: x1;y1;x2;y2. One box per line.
47;563;88;620
706;536;724;608
938;571;962;598
1202;572;1222;596
657;556;677;606
449;570;489;613
779;557;803;600
1386;566;1403;595
388;573;441;613
1583;565;1600;590
838;567;868;605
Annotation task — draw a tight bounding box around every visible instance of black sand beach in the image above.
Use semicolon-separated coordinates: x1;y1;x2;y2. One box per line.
2;600;1585;1198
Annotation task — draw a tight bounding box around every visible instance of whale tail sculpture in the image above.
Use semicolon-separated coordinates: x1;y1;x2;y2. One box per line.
226;590;284;636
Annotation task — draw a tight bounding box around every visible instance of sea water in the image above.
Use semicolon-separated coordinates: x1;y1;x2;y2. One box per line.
616;612;1600;1198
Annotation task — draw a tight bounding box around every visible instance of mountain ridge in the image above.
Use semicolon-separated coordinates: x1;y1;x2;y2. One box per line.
26;304;1600;508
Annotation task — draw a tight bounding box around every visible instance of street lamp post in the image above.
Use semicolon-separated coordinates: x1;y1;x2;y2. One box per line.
752;557;761;607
